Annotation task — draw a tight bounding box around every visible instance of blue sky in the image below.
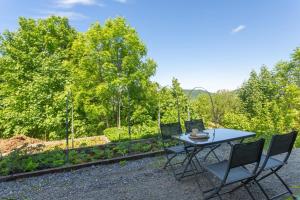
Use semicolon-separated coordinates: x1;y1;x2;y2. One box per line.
1;0;300;91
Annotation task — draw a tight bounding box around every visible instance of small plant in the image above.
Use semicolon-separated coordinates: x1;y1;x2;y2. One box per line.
0;159;10;175
103;127;128;142
141;144;152;152
90;147;105;160
119;160;127;167
131;143;144;152
104;149;113;159
23;157;38;172
68;150;78;163
113;142;130;156
0;138;166;176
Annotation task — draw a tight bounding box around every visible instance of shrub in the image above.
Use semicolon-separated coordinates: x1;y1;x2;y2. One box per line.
141;144;152;152
113;142;130;156
0;137;165;176
103;127;128;142
119;160;127;167
103;124;159;143
0;159;9;175
131;125;159;140
131;143;144;152
222;113;251;131
23;157;39;172
90;147;105;160
35;149;65;168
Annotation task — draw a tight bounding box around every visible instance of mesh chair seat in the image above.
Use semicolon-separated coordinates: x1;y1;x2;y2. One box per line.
205;160;253;184
259;154;284;170
253;131;298;200
203;139;265;200
228;132;298;200
166;145;187;154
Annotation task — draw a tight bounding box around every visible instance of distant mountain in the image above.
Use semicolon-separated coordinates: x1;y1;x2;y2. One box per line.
183;88;239;100
183;89;206;100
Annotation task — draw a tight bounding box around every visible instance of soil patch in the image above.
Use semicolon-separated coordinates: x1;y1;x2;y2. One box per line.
0;135;41;155
0;135;110;155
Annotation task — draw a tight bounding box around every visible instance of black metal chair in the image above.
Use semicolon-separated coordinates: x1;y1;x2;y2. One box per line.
160;122;199;180
253;131;298;200
203;139;265;200
185;119;221;161
185;119;206;131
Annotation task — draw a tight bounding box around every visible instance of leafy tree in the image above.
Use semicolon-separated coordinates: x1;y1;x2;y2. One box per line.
239;70;263;117
191;90;241;127
0;16;76;139
213;90;241;124
157;78;189;129
238;63;300;135
190;94;212;125
68;17;157;136
1;15;299;147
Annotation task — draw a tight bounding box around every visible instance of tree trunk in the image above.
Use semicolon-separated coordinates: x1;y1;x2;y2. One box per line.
106;115;109;128
158;103;161;133
117;96;121;129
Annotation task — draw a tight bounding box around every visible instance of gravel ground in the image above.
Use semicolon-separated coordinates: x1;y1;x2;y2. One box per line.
0;145;299;200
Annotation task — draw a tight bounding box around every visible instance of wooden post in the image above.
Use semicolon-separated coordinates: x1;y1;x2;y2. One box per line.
65;92;69;163
71;91;74;149
127;87;131;140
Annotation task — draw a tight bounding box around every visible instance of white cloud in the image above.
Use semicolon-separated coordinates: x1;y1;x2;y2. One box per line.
56;0;104;8
114;0;127;3
36;11;88;20
231;25;246;33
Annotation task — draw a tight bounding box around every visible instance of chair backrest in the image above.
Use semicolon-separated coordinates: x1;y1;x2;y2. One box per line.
229;139;265;169
256;131;298;175
184;119;205;133
160;122;182;140
267;131;298;158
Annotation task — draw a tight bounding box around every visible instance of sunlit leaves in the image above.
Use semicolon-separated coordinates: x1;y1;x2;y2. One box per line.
67;17;157;134
0;16;76;139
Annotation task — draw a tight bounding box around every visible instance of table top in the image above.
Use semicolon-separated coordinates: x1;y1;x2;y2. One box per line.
173;128;256;146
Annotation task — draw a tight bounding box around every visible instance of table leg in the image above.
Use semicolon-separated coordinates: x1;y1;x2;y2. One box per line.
178;146;203;180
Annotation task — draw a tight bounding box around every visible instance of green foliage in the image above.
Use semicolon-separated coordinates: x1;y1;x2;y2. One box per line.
90;147;105;160
0;145;65;175
67;17;157;136
119;160;127;167
157;78;189;131
23;157;39;172
131;142;144;152
103;124;158;142
141;143;152;152
113;142;130;156
130;142;152;153
0;138;163;176
103;127;128;142
0;16;76;139
36;149;65;168
191;90;240;126
104;148;113;159
237;63;300;135
0;16;157;140
222;113;250;131
189;59;300;146
0;15;300;168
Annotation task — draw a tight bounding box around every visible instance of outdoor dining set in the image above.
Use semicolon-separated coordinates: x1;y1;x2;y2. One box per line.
160;119;298;200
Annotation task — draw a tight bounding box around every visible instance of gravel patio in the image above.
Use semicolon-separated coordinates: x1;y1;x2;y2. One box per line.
1;145;299;200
